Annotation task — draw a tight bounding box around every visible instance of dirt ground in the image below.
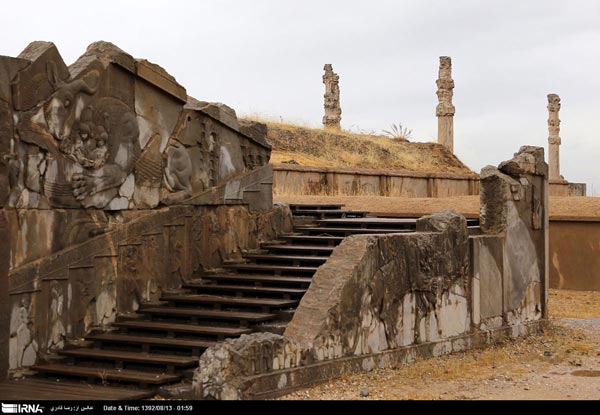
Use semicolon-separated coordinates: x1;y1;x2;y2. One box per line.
275;195;600;220
279;289;600;400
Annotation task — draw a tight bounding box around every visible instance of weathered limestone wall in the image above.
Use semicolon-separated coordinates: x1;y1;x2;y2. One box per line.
286;211;471;353
476;145;549;322
273;164;584;197
273;164;480;198
550;219;600;291
4;203;293;373
192;147;549;400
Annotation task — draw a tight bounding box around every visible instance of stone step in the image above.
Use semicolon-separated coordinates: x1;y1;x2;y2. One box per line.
315;217;418;227
59;348;198;368
242;253;329;264
184;281;307;296
294;226;413;235
291;209;369;218
138;307;276;323
0;378;155;400
160;293;298;309
261;244;336;254
278;235;345;245
289;204;345;211
200;273;312;285
31;363;179;386
223;263;319;274
86;333;216;353
113;320;252;337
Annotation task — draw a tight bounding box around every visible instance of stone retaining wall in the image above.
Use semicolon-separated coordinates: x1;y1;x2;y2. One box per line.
272;164;585;197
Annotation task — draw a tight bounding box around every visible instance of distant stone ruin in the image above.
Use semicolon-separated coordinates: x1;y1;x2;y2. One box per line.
436;56;455;152
322;64;341;130
547;94;561;180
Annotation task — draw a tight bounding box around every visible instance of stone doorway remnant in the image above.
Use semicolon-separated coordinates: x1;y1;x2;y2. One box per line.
322;64;341;131
436;56;455;152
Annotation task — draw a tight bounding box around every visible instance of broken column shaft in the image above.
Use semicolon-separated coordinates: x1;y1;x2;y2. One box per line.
547;94;561;180
436;56;455;152
323;64;341;130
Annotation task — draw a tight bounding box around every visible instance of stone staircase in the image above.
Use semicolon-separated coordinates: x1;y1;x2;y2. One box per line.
25;203;478;397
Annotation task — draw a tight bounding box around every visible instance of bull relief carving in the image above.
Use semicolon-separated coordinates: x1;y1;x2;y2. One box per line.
1;41;272;211
15;61;140;209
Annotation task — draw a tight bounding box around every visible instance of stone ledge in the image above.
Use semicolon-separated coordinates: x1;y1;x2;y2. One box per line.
272;163;480;180
190;320;546;400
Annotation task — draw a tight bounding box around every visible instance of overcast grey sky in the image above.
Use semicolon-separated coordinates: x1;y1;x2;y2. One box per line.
1;0;599;194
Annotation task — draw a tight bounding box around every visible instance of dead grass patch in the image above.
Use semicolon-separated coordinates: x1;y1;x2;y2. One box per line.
549;289;600;319
243;117;473;174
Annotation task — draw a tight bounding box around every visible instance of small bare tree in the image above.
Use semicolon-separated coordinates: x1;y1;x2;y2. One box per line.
382;123;412;141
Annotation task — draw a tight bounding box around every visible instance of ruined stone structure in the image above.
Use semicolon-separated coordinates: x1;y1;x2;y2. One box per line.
0;41;285;379
436;56;455;152
193;146;549;399
547;94;561;180
0;42;556;400
322;64;341;130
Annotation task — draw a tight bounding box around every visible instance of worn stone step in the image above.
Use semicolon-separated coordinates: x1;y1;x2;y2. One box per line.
200;273;312;285
261;244;336;254
294;226;414;235
160;293;298;308
278;235;345;245
113;320;252;337
0;378;155;400
223;263;318;274
242;253;329;264
32;363;180;385
289;203;345;211
138;307;276;322
59;348;198;367
291;209;369;218
86;333;216;352
315;217;418;227
184;281;307;296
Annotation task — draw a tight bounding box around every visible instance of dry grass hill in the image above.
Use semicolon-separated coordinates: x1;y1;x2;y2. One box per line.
243;118;474;175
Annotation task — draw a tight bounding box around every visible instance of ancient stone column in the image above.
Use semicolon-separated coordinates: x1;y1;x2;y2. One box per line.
547;94;561;180
436;56;455;152
322;64;341;130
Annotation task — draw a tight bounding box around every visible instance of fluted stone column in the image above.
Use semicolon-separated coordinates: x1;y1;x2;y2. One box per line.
436;56;455;152
547;94;561;180
323;64;341;130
